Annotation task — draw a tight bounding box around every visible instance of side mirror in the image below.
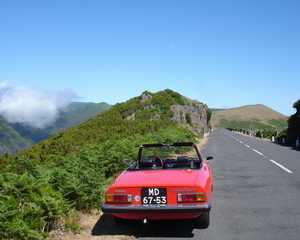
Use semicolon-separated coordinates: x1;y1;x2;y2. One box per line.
206;156;213;161
123;158;132;164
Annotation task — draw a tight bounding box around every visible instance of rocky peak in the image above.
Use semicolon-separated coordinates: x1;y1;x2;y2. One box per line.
171;98;209;136
140;93;153;102
127;91;210;136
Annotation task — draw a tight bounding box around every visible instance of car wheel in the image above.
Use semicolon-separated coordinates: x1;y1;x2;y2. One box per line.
194;212;210;229
114;216;127;225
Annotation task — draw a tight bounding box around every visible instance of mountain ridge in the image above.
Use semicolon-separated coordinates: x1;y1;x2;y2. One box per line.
19;89;211;161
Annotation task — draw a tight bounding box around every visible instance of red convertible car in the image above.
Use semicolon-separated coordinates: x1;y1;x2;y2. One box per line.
101;142;213;228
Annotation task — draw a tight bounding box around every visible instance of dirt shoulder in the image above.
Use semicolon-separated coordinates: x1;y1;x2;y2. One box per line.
47;211;135;240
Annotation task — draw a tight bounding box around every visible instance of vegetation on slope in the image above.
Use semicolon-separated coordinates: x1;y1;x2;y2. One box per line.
0;126;196;240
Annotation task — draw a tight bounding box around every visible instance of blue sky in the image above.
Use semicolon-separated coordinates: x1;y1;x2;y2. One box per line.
1;0;299;118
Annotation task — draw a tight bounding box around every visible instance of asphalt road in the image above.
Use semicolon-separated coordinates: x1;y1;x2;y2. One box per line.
198;129;300;240
93;129;300;239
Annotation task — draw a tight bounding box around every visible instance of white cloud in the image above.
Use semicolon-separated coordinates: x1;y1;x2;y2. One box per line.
0;82;77;128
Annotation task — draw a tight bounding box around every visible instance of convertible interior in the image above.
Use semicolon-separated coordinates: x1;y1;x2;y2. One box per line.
138;155;201;170
125;142;209;171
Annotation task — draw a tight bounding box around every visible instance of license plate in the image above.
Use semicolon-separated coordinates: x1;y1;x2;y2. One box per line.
141;188;167;206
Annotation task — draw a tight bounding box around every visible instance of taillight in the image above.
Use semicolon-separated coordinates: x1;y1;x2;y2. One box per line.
177;193;206;202
105;194;132;203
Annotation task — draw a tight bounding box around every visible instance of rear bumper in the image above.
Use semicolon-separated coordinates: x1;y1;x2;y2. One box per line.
101;202;211;214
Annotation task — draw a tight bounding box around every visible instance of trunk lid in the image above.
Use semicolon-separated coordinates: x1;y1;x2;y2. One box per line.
115;169;199;187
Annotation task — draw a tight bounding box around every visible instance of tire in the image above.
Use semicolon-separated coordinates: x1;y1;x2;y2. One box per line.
114;216;127;225
194;212;210;229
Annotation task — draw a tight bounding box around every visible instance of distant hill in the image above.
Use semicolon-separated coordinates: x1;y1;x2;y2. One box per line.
210;108;225;112
211;104;288;130
0;102;112;156
0;116;33;155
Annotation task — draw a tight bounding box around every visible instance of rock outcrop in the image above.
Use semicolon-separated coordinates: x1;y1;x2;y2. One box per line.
138;93;210;136
171;101;209;136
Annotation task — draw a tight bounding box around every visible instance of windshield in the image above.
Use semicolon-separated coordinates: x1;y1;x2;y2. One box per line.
140;145;199;161
136;143;202;170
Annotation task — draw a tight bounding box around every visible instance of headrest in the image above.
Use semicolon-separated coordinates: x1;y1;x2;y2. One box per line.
139;158;154;167
176;156;189;163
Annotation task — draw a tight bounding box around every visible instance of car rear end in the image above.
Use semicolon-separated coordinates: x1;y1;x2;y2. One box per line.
101;169;212;221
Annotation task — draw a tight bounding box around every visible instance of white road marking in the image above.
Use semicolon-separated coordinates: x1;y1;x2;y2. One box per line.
269;160;293;173
252;149;267;158
223;130;293;174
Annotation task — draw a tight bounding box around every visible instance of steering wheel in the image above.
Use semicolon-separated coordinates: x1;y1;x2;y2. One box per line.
149;156;164;169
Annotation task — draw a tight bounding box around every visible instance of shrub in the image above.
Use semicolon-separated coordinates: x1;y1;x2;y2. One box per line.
0;171;68;240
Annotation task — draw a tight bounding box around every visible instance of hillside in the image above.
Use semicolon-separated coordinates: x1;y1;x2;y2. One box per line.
18;90;210;161
211;104;288;130
0;102;112;156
